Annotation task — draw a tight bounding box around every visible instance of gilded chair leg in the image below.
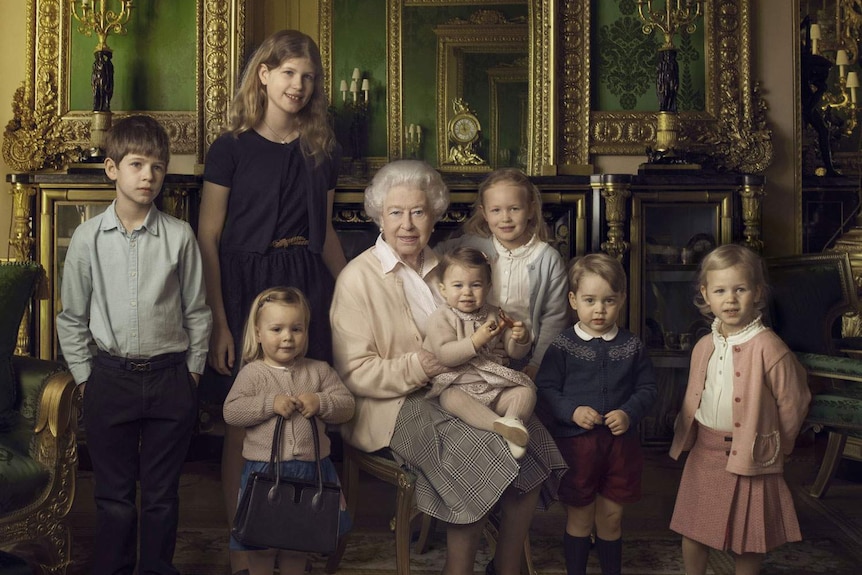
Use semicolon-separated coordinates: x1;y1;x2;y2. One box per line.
325;451;359;574
394;477;416;575
810;431;848;498
415;514;436;554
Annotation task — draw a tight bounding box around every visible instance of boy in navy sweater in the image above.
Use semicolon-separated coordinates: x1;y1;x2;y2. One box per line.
535;253;656;575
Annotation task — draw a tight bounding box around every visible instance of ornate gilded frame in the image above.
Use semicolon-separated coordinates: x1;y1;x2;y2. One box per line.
559;0;772;173
318;0;554;175
433;19;527;168
9;0;245;164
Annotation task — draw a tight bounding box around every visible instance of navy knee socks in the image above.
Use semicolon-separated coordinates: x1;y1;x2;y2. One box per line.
563;533;591;575
595;536;622;575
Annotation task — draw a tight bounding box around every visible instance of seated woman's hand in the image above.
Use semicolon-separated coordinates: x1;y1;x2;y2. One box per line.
418;349;449;379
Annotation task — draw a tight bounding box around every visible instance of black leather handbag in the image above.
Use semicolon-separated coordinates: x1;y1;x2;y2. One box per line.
231;415;341;552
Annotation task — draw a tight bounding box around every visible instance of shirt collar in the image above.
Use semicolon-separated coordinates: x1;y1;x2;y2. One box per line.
101;201;159;235
574;321;619;341
373;234;438;278
493;233;538;259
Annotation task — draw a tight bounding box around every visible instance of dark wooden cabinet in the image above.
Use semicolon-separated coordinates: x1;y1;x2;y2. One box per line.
593;170;765;444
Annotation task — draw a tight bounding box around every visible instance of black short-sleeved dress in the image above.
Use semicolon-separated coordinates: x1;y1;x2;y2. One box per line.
203;130;340;400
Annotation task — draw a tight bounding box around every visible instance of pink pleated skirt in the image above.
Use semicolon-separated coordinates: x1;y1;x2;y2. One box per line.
670;424;802;554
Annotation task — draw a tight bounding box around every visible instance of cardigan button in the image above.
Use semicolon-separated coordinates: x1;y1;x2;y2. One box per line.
734;346;741;352
735;372;741;377
732;450;737;455
735;397;741;402
734;422;741;427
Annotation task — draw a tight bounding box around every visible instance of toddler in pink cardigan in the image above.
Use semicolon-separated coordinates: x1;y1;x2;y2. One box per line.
669;244;811;575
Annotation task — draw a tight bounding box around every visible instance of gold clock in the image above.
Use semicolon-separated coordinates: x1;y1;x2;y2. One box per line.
449;111;480;145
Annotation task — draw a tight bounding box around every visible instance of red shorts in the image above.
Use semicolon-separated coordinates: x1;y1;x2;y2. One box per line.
556;425;644;507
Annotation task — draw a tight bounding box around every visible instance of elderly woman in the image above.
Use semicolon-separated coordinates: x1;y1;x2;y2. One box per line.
330;160;566;575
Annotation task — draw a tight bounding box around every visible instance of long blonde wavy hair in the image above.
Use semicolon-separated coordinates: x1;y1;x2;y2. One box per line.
227;29;335;166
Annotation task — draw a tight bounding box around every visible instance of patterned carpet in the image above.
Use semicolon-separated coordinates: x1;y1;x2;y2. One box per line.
62;510;861;575
53;444;862;575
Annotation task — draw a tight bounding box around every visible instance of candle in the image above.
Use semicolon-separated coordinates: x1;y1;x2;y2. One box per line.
848;72;860;103
837;49;850;78
409;124;415;137
352;68;361;81
810;23;821;55
350;79;357;102
340;79;348;102
416;125;422;142
361;78;369;102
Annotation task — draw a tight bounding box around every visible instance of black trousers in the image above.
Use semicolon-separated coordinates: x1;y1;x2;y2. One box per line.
83;359;197;575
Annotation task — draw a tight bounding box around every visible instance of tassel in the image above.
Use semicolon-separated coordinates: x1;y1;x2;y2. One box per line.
33;264;50;300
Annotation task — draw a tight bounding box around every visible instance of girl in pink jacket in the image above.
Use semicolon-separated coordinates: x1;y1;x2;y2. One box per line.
669;245;810;575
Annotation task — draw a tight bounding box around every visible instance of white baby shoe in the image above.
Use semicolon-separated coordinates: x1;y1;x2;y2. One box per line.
493;417;529;459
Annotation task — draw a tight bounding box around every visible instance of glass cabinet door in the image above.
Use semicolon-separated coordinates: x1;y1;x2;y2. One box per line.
40;189;113;361
629;191;733;444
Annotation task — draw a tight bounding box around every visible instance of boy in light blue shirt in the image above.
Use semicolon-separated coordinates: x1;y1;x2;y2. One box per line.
57;115;211;575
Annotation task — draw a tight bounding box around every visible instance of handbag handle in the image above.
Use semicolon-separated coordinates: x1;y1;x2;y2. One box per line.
267;414;327;511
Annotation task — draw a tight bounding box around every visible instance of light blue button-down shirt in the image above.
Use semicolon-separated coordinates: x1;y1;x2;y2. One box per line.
57;201;212;384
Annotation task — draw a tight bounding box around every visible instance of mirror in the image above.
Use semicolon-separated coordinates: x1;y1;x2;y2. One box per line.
11;0;246;164
320;0;554;175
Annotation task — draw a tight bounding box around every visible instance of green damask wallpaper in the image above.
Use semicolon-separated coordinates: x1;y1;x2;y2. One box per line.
69;1;196;112
593;0;705;112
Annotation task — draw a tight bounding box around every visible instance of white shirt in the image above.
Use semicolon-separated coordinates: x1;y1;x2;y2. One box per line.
372;234;442;335
491;233;541;335
694;315;767;432
574;322;619;341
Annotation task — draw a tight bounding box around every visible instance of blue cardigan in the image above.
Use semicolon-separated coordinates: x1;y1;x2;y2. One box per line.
535;327;658;438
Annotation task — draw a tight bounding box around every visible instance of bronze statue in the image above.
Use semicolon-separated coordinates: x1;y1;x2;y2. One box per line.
92;50;114;112
657;48;679;113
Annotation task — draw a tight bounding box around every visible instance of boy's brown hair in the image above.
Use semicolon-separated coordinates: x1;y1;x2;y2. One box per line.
567;252;627;295
104;115;171;166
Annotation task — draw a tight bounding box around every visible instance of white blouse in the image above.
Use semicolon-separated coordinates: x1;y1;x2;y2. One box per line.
694;315;767;432
491;233;541;335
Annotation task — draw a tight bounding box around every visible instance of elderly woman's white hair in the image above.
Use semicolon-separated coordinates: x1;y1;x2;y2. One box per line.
364;160;450;224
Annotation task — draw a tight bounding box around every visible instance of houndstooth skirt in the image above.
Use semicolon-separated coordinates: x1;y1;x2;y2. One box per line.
670;423;802;554
389;393;567;524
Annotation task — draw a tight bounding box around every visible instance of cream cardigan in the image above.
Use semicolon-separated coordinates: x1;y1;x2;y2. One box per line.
331;247;437;451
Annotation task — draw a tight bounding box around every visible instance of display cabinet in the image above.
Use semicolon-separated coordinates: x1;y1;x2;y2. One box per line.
592;171;765;444
7;171;200;361
333;174;593;262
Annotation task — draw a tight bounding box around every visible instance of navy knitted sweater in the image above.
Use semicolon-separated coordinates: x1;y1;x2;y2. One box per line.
535;326;657;438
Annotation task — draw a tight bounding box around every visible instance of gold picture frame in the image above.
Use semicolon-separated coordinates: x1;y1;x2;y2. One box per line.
559;0;772;173
12;0;246;163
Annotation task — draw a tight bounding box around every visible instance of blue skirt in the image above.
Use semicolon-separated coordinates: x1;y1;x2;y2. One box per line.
230;458;352;552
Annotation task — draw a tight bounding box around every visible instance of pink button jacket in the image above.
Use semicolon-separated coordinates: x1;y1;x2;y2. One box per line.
669;329;811;476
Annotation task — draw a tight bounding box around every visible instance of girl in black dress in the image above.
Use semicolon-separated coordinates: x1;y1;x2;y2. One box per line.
198;29;345;575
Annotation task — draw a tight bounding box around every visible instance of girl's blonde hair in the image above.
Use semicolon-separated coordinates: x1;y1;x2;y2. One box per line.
693;244;769;317
241;286;312;364
567;252;628;295
463;168;549;241
439;246;493;285
227;29;335;166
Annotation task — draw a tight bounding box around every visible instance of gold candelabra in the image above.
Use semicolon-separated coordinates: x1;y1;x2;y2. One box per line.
71;0;134;52
636;0;703;156
70;0;134;160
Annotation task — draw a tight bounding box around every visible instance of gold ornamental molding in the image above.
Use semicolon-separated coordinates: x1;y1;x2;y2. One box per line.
560;0;772;173
6;0;245;165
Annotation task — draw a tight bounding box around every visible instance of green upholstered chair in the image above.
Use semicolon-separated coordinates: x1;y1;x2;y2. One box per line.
0;262;79;573
766;252;862;498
